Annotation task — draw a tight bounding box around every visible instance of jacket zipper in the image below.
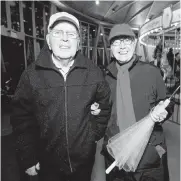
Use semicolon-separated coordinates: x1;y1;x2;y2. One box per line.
64;80;73;172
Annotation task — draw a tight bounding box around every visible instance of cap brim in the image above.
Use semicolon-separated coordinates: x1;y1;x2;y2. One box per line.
109;32;135;41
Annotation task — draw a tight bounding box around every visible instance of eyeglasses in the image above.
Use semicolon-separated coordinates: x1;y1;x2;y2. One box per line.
50;30;78;39
112;38;133;46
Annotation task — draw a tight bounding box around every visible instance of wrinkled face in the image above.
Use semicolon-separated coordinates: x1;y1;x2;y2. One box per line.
111;36;136;63
46;22;80;60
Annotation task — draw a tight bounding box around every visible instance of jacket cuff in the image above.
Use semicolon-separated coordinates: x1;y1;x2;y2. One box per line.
18;154;39;171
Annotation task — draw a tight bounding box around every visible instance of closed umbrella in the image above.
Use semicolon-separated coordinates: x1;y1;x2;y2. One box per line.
106;86;180;174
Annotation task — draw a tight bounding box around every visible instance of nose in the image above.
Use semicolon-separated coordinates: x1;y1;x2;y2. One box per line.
62;32;68;41
119;41;126;49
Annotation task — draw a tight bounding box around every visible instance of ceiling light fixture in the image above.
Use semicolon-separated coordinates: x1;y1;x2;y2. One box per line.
132;27;139;31
95;0;99;5
145;18;150;23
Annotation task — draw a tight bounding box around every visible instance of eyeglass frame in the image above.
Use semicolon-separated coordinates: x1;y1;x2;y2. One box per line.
49;29;79;39
111;37;135;46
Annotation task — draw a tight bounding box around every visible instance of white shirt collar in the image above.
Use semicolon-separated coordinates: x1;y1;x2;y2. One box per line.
52;54;74;70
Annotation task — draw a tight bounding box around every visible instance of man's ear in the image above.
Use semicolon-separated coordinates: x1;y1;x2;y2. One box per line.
77;38;81;51
133;38;137;50
46;34;51;50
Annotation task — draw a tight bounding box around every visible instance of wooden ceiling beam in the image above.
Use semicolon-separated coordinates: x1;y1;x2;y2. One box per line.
103;1;115;18
144;0;155;23
127;2;153;23
105;1;137;18
123;3;134;23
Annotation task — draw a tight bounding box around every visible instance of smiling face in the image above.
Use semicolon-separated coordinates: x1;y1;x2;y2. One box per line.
46;21;80;60
111;36;136;63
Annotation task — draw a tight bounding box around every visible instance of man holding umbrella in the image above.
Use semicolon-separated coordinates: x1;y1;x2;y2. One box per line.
101;23;171;181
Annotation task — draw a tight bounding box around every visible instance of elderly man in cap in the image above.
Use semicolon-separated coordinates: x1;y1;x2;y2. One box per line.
11;12;111;181
101;23;171;181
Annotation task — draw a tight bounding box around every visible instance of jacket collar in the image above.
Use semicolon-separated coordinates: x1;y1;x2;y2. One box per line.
35;43;88;70
106;54;140;79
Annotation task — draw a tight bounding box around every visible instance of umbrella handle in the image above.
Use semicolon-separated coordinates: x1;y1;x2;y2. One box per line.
106;161;117;174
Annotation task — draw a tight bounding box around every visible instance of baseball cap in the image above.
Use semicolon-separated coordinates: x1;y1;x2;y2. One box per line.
109;23;135;41
47;12;80;33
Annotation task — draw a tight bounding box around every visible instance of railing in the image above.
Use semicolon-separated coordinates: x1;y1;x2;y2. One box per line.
165;76;180;124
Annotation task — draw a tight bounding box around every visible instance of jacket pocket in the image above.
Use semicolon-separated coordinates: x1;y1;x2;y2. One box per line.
137;143;161;171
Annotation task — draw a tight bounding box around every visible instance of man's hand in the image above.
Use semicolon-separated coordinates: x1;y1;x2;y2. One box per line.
25;162;40;176
150;101;168;122
91;102;101;115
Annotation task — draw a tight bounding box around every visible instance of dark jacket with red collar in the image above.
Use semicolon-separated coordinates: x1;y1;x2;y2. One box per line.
102;55;169;171
11;44;111;174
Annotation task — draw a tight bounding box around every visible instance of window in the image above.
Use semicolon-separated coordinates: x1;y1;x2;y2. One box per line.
104;48;111;65
10;1;20;31
25;36;35;65
81;22;88;46
45;6;50;34
1;1;7;27
23;1;33;35
89;47;95;60
97;48;104;66
35;1;44;38
89;25;97;47
98;33;103;47
82;47;88;57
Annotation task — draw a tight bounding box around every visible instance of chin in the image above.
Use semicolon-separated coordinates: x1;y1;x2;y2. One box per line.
118;60;130;64
57;53;72;59
116;56;129;62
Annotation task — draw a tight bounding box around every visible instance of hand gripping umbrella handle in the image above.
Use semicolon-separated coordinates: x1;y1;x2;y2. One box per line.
106;161;117;174
162;85;180;108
